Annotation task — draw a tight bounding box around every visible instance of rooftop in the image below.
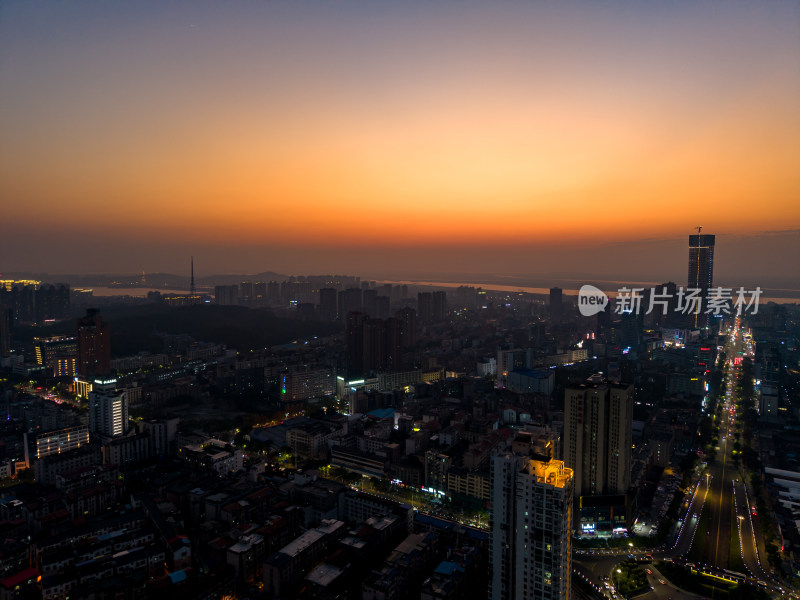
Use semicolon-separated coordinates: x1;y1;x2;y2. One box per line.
306;562;344;587
279;529;324;558
434;561;465;576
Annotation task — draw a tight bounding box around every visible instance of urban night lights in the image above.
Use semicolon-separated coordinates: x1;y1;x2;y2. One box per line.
0;2;798;600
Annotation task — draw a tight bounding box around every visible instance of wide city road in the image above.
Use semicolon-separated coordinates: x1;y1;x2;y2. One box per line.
670;470;709;558
702;354;735;570
574;319;795;599
726;323;773;583
670;319;786;595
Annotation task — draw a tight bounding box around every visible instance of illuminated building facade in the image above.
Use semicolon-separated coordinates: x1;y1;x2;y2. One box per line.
0;279;40;291
88;379;128;438
490;453;573;600
74;378;93;400
34;335;77;377
424;450;451;493
34;425;90;459
279;367;335;402
688;233;715;330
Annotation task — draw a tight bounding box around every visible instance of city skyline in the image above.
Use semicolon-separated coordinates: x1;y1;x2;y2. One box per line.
2;0;798;588
2;230;799;293
1;1;799;282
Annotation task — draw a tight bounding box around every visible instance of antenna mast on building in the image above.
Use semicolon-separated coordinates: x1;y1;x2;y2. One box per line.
190;256;195;296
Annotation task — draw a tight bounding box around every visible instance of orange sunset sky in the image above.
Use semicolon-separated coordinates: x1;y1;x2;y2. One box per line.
1;1;798;284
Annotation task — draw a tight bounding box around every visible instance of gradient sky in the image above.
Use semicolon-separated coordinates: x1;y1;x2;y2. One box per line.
1;1;799;284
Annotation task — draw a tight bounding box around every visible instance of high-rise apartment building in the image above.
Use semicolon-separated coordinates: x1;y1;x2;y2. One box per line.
688;233;715;329
432;291;447;322
396;307;417;349
253;281;267;305
238;281;254;305
346;308;417;378
362;288;378;318
0;281;70;324
386;316;405;371
36;284;71;322
563;377;633;498
215;284;239;306
362;316;387;374
550;287;563;322
490;453;573;600
375;295;391;320
417;292;433;323
346;312;367;378
0;307;11;356
89;378;128;438
138;417;180;456
318;288;337;321
338;288;362;320
646;281;678;327
77;309;110;379
267;281;281;304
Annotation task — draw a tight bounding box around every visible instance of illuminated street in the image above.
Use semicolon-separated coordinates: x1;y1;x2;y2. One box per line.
574;318;794;600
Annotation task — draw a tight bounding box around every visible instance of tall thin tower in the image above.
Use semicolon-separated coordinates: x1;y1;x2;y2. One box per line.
688;230;715;330
190;256;195;296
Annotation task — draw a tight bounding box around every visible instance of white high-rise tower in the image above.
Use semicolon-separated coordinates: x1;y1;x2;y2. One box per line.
490;452;573;600
88;378;128;438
